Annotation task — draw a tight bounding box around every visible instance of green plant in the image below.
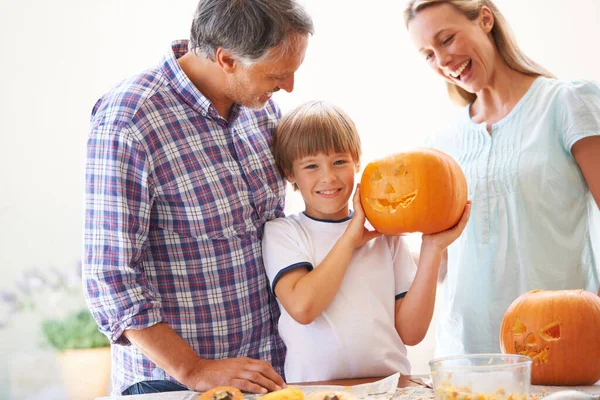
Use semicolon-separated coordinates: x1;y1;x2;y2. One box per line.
0;262;109;350
43;310;109;350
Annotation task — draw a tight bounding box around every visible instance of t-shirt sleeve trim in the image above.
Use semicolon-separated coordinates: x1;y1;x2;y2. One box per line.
558;80;600;154
395;291;408;300
271;262;313;297
566;131;600;154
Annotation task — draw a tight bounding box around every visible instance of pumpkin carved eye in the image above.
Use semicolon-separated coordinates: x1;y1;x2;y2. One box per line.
538;321;561;341
360;149;467;234
370;168;382;182
511;317;527;336
394;164;408;176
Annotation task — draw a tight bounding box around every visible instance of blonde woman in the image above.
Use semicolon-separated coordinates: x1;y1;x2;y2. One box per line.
405;0;600;357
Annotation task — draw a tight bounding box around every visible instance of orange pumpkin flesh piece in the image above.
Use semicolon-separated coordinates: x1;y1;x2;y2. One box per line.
259;387;305;400
500;289;600;385
360;148;467;234
198;387;243;400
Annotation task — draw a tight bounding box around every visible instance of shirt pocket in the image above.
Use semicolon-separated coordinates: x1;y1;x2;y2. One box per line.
232;130;286;223
153;163;248;240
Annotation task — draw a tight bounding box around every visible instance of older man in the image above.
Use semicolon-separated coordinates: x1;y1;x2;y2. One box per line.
83;0;313;395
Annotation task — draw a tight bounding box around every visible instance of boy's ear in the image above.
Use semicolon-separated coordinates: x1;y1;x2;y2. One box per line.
284;172;295;185
355;162;361;173
286;176;299;191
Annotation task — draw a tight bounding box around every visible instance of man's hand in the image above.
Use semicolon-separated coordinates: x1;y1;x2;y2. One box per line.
185;357;285;394
124;323;284;395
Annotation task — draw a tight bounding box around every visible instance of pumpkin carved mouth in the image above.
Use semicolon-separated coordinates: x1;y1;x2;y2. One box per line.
365;190;418;212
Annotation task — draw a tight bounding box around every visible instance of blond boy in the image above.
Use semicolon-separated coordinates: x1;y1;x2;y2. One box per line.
262;101;470;382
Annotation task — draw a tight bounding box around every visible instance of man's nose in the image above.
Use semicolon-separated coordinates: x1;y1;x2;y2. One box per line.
278;74;295;93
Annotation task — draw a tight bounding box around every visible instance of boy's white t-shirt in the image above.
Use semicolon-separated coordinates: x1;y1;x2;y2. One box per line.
262;211;417;383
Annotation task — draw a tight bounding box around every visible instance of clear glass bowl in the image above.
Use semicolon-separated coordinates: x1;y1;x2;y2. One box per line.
429;353;532;400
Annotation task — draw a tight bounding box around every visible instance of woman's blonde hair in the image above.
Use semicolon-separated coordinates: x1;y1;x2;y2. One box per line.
404;0;555;106
272;101;361;190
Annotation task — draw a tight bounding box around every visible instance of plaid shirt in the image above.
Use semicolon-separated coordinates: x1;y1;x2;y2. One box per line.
83;40;287;395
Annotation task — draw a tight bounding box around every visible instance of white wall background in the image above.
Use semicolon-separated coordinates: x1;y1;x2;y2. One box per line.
1;0;599;398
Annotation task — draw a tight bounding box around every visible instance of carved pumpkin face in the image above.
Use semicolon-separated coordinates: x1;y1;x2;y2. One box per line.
500;289;600;385
359;148;467;234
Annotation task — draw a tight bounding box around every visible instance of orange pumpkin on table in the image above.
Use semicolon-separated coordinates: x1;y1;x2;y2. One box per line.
500;289;600;385
360;148;467;234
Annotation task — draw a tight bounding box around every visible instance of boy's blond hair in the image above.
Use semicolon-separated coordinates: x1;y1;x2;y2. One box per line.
272;101;362;190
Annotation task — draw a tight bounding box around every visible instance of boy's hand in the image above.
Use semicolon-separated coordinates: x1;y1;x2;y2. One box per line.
345;185;382;248
422;201;471;252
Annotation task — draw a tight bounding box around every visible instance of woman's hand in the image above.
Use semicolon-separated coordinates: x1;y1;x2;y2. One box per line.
344;185;382;248
422;201;471;252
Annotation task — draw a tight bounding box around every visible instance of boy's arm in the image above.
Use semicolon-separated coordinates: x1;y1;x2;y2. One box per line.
274;188;381;325
394;241;444;346
410;248;447;283
274;233;356;325
394;202;471;345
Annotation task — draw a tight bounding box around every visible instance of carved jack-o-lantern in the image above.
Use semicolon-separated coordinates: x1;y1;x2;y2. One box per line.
359;148;467;234
500;289;600;385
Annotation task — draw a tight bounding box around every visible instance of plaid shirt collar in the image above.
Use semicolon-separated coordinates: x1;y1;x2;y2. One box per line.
161;40;241;120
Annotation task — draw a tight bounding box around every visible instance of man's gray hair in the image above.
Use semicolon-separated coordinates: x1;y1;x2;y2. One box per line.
189;0;314;66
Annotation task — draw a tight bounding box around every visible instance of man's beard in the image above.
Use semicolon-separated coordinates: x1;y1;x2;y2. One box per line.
226;77;269;111
244;98;268;111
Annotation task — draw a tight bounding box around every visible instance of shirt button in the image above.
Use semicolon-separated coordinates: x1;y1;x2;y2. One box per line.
201;111;207;116
483;214;488;220
482;194;487;200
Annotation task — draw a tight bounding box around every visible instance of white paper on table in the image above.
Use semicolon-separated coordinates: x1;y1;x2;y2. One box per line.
96;373;402;400
390;384;600;400
530;384;600;398
388;383;600;400
292;372;401;400
391;387;435;400
96;391;201;400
